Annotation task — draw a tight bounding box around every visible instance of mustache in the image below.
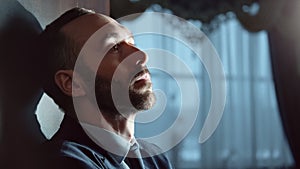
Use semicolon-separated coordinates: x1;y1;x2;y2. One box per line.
132;68;150;81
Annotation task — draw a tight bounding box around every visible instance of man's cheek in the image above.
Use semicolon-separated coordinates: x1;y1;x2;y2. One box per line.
112;66;131;84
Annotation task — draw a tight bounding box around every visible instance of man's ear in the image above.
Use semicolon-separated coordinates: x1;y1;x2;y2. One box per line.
54;70;86;97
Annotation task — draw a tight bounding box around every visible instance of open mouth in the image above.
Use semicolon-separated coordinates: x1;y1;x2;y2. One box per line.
130;70;152;89
134;73;150;83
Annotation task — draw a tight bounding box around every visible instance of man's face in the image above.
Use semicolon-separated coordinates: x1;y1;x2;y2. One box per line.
95;39;155;114
61;14;155;115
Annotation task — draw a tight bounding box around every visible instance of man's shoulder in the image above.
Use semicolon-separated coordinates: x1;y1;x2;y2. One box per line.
43;139;108;169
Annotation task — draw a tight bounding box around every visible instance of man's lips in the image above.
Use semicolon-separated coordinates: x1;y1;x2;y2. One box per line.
135;73;151;82
131;70;151;85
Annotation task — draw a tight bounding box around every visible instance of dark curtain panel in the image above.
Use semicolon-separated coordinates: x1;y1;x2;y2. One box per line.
0;0;44;168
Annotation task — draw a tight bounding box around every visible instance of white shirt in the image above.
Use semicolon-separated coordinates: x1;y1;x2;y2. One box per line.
80;122;136;157
80;122;140;168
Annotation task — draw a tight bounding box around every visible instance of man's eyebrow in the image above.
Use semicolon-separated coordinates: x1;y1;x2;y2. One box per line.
106;32;119;39
102;33;120;44
105;32;134;42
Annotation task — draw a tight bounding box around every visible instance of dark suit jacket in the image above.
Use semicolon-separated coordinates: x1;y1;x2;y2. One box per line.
43;116;173;169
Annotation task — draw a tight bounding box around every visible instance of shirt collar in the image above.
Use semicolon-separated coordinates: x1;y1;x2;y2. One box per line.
79;122;137;164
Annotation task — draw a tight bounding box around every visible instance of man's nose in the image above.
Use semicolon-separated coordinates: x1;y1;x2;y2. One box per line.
122;43;148;66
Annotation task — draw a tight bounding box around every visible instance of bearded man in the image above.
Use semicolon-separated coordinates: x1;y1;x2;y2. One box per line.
40;7;173;169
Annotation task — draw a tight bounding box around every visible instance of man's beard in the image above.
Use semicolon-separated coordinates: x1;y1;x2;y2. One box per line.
94;70;156;117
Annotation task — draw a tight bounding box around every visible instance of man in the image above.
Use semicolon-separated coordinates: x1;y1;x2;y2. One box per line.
39;7;173;169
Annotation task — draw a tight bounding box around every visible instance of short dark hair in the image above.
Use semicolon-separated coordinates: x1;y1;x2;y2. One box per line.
39;7;95;114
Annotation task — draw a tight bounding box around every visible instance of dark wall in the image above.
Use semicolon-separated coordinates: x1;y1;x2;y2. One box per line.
0;1;109;168
0;0;46;168
269;29;300;168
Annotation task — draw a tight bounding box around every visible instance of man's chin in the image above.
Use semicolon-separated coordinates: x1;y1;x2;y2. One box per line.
130;90;156;111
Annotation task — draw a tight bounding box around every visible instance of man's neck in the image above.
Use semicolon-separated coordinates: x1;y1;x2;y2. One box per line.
100;112;136;141
72;98;137;141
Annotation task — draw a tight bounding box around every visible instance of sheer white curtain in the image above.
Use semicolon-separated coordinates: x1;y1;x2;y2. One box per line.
122;12;294;168
196;16;294;169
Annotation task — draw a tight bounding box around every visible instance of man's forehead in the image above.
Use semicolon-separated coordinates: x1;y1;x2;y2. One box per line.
61;13;114;31
60;13;121;43
61;13;134;72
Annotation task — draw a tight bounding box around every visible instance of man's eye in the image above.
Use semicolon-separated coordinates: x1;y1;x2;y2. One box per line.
111;43;120;53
